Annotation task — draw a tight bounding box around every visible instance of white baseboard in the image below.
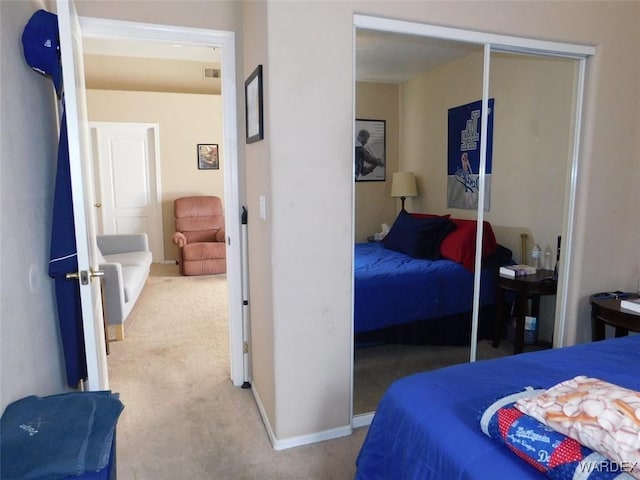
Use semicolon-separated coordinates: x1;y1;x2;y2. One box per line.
251;386;353;451
250;386;278;447
352;412;374;429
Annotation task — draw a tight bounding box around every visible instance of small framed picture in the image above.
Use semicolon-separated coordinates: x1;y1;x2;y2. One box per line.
355;119;386;182
197;144;219;170
245;65;264;144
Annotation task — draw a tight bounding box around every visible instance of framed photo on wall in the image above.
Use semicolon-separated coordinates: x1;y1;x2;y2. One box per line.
245;65;264;144
197;144;219;170
355;119;385;182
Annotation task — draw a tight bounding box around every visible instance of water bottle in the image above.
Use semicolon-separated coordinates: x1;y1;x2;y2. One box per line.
531;244;541;269
524;316;537;344
544;246;553;271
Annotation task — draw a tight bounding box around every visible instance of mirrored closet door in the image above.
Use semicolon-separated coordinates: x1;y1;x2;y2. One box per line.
353;18;590;418
475;50;580;361
353;31;486;416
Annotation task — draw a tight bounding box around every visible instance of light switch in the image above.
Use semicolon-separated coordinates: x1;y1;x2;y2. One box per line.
259;195;267;220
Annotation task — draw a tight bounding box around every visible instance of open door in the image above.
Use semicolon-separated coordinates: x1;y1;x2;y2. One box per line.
57;0;108;391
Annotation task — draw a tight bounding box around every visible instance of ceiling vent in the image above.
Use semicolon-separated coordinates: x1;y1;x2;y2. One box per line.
203;67;220;79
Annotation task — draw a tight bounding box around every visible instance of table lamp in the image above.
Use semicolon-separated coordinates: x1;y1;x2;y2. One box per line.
391;172;418;211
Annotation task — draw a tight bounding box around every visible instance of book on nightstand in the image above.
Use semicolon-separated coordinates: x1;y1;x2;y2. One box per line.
499;264;537;278
620;297;640;313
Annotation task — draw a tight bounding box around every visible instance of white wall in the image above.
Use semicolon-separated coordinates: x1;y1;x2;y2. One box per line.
242;0;277;440
1;0;70;411
262;1;355;442
355;81;399;242
86;90;223;262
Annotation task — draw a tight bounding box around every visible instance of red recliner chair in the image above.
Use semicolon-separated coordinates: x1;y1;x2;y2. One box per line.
172;196;227;275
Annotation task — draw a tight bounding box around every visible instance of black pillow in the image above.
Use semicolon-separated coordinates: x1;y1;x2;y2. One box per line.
383;210;456;259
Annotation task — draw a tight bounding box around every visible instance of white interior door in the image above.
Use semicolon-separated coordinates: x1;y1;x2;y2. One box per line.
57;0;108;391
90;122;164;261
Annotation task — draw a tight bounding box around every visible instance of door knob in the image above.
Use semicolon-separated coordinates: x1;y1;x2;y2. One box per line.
66;268;105;285
94;202;102;208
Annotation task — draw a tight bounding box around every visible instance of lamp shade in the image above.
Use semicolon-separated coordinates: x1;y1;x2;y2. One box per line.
390;172;418;198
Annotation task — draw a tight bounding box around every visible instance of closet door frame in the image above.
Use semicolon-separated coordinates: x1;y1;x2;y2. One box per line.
351;14;594;426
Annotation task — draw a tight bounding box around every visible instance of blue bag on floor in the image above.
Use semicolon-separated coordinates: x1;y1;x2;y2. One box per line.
0;391;123;480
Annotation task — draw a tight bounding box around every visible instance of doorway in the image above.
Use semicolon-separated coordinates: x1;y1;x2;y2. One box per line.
78;16;245;386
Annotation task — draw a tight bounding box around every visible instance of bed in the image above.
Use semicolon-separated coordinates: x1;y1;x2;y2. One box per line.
354;212;513;346
355;334;640;479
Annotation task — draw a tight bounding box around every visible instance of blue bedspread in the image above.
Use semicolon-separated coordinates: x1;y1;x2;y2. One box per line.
354;242;496;334
355;335;640;479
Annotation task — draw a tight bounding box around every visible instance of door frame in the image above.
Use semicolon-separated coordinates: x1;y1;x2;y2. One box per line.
79;17;245;386
90;122;164;261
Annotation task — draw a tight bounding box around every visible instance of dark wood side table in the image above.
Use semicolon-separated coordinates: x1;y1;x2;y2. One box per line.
493;269;557;354
590;294;640;341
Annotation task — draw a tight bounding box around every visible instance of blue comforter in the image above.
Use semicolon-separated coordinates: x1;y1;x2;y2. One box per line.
355;335;640;479
354;242;496;334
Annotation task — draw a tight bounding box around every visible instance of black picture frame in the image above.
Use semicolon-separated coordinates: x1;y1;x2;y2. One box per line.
245;65;264;144
197;144;219;170
355;118;386;182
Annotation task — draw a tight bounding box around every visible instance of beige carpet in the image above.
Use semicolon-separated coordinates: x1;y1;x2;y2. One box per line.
353;339;546;414
107;263;367;479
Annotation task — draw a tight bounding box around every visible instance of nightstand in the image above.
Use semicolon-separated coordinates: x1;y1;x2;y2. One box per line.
590;294;640;341
493;269;557;354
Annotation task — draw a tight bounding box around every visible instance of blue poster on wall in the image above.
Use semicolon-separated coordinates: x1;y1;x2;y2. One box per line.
447;99;494;210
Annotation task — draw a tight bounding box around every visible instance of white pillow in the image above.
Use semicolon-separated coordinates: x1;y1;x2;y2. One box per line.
516;376;640;479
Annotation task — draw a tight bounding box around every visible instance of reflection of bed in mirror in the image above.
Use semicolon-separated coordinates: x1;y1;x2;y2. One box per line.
354;214;526;346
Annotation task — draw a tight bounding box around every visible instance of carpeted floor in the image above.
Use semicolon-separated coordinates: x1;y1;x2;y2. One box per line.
107;263;367;479
353;339;546;414
107;263;545;477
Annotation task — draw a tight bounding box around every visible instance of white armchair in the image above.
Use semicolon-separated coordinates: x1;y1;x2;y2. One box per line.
97;234;152;341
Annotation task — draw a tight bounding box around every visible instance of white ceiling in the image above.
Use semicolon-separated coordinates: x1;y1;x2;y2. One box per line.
81;29;480;94
82;37;221;94
82;37;220;62
356;29;481;83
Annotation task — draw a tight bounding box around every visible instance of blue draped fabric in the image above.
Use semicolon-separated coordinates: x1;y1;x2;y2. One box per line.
48;112;87;388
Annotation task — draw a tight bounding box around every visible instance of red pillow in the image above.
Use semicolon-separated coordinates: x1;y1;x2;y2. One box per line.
411;212;451;220
439;218;498;271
